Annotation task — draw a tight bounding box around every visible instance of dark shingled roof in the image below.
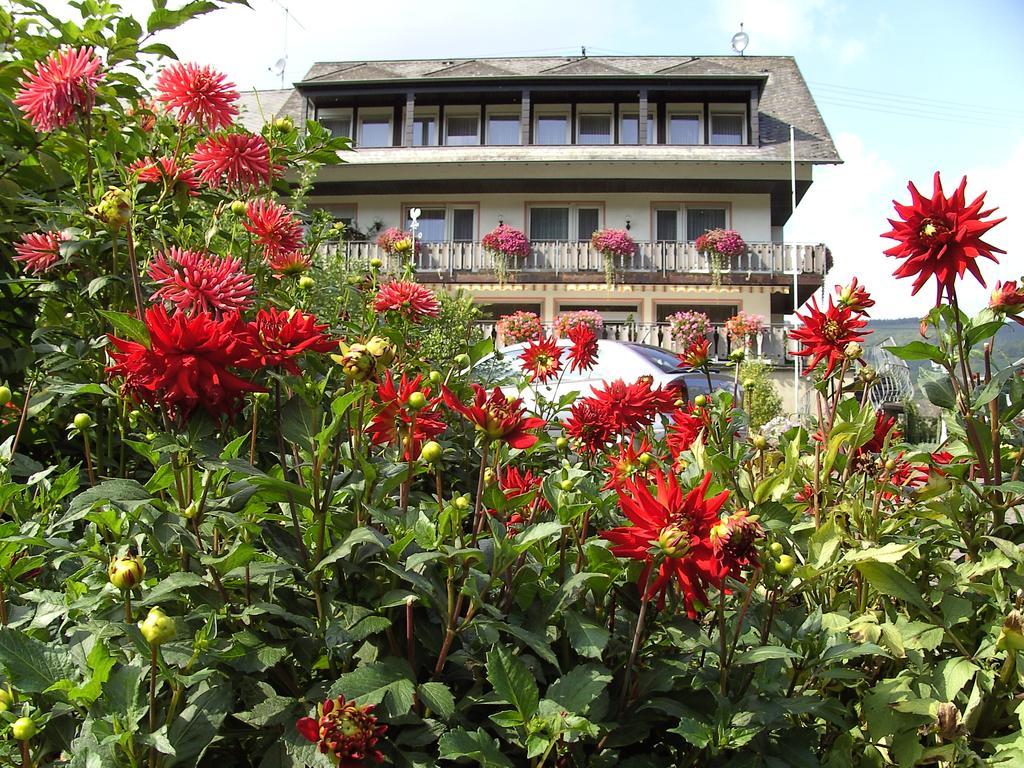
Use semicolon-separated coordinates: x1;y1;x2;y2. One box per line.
284;55;839;163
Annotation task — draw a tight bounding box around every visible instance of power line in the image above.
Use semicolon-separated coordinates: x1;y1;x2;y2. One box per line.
809;80;1024;119
815;95;1016;130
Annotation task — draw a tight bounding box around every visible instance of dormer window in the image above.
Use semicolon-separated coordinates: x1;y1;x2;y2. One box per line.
620;110;655;144
357;110;393;147
534;107;570;145
709;104;747;145
667;104;703;145
577;111;612;145
317;108;352;139
445;110;481;146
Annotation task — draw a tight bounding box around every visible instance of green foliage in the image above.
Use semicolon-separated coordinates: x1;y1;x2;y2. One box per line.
739;359;782;430
0;2;1022;767
419;289;484;364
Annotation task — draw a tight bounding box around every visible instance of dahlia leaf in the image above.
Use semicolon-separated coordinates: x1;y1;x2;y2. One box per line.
883;341;946;364
99;309;150;347
486;645;539;721
0;628;76;693
854;561;930;613
512;521;564;553
438;727;514;767
732;646;799;665
417;682;455;719
563;611;609;660
545;664;612;714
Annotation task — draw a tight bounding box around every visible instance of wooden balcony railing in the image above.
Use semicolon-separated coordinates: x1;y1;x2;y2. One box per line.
323;240;829;279
476;321;796;366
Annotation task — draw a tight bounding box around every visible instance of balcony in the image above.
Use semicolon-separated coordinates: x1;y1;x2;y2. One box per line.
476;321;796;366
326;240;829;283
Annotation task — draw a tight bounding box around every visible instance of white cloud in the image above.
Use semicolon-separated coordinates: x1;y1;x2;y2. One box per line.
788;133;1024;319
838;39;865;64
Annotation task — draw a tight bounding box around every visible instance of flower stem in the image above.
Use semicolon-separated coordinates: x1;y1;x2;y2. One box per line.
619;567;654;713
148;645;158;768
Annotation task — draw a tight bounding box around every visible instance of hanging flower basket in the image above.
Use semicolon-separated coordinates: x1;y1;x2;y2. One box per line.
482;224;531;286
376;227;419;262
590;228;636;287
694;228;746;288
667;310;711;350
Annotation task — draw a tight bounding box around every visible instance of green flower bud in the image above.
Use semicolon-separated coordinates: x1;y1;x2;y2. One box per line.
769;542;783;557
752;434;768;450
559;478;573;491
694;394;707;407
483;468;496;486
774;554;796;576
453;353;471;369
555;437;568;451
73;412;93;430
369;257;383;269
407;391;428;411
230;200;247;216
454;494;471;511
0;686;14;712
11;717;37;741
365;336;396;366
0;386;11;407
429;370;442;385
91;187;132;229
273;116;294;132
420;441;442;464
638;452;653;466
298;275;315;290
108;554;146;590
138;606;175;647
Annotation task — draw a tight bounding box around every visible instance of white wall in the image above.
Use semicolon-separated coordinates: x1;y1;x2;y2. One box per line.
312;192;773;242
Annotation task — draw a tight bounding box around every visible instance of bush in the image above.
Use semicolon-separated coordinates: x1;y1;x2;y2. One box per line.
739;359;782;430
1;4;1022;767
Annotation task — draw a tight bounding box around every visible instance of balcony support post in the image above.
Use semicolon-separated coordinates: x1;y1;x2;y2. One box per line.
404;91;415;147
520;89;531;145
638;88;648;145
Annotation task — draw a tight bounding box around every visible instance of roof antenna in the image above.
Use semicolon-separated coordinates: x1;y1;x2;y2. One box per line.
267;0;306;87
581;46;587;57
731;23;749;56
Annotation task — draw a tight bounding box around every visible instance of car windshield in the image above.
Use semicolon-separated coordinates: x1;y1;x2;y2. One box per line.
630;344;684;374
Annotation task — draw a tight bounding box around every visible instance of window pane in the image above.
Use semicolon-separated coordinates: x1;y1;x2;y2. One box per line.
452;209;475;241
578;114;611;145
445;115;479;146
620;114;655;145
668;115;700;144
412;117;436;146
535;115;567;145
359;118;391;147
711;114;744;145
321;118;351;139
577;208;600;240
686;208;727;241
486;116;520;145
530;208;569;240
415;209;446;242
655;210;678;241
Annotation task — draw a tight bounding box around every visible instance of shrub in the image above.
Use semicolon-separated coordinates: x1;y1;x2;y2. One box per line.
739;359;782;430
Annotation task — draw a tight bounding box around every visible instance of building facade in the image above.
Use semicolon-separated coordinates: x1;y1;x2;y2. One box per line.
274;54;840;365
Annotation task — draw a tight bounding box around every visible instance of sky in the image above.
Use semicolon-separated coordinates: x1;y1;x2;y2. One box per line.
61;0;1024;318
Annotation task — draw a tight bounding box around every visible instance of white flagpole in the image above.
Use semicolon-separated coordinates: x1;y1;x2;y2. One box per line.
790;124;800;414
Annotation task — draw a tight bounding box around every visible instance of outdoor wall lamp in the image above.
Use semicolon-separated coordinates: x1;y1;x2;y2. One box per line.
625;216;632;230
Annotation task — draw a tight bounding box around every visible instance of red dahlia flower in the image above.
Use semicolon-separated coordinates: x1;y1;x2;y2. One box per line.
520;337;562;383
790;296;869;377
241;307;336;375
882;172;1005;304
191;132;275;191
588;377;677;434
562;400;617;454
128;156;199;196
148;248;254;316
709;508;764;578
366;372;446;460
566;324;599;373
492;466;549;531
991;280;1024;325
603;438;655;490
14;231;67;274
666;404;709;458
860;410;900;455
373;281;441;321
296;695;386;767
678;336;711;369
14;46;103;132
243;199;304;261
155;62;238;130
835;277;875;314
443;384;544;449
601;470;730;616
267;251;312;277
106;306;262;420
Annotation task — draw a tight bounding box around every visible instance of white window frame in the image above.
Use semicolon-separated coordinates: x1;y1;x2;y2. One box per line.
484;106;521;146
317;107;353;139
708;103;748;145
617;105;657;144
527;204;603;241
533;105;571;145
356;108;394;148
443;107;482;147
402;106;439;147
576;105;613;146
402;205;478;242
666;103;704;145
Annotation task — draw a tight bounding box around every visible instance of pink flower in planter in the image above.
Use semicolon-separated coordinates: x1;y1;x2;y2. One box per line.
496;311;543;344
590;228;636;258
695;228;746;257
482;224;531;257
376;227;418;257
553;310;603;338
723;312;764;344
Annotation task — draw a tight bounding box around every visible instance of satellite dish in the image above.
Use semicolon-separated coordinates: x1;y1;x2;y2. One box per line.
271;58;286;76
731;23;749;55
